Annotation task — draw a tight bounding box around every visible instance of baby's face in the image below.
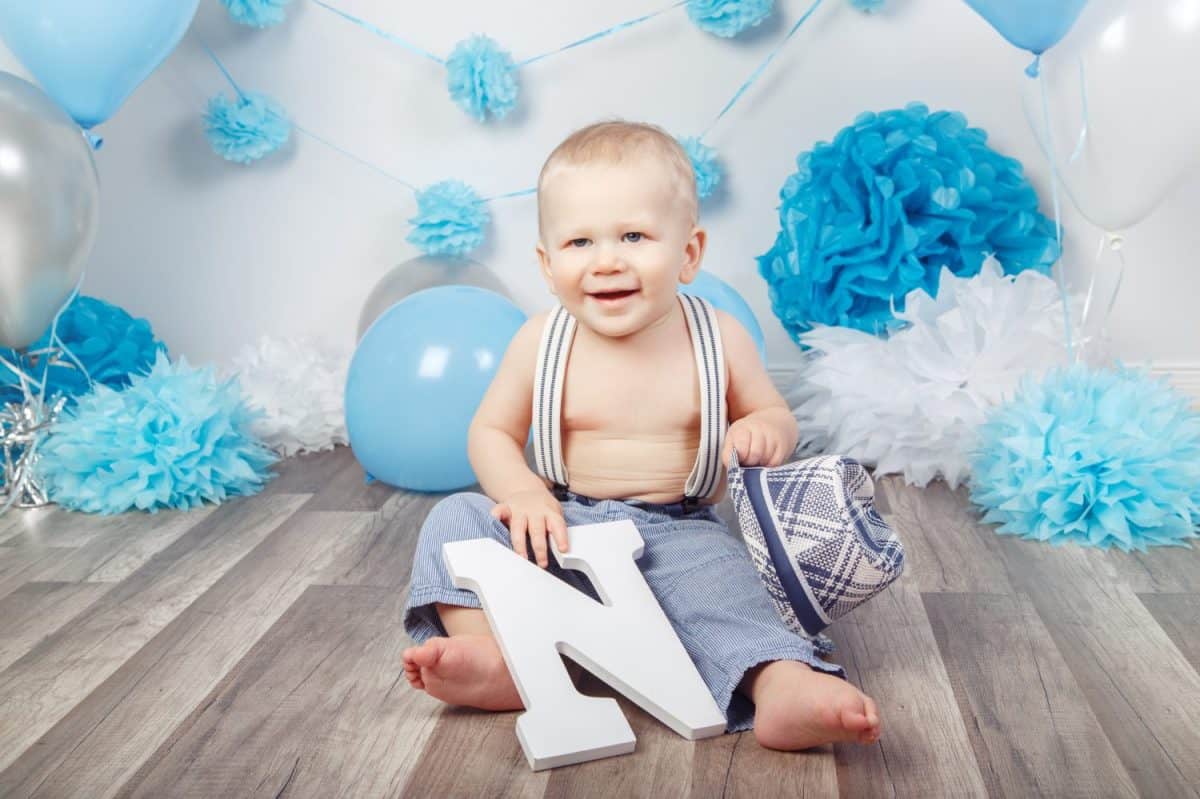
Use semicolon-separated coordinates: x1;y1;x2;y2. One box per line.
537;157;703;339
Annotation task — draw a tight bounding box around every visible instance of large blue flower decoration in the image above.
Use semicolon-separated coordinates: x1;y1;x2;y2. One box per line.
36;353;277;514
687;0;775;38
758;102;1059;342
407;180;490;256
204;91;291;164
445;35;519;122
970;366;1200;552
678;136;723;200
0;296;164;407
220;0;291;28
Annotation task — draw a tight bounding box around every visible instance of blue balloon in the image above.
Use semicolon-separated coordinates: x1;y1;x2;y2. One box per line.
0;0;200;129
346;286;526;492
684;272;767;363
963;0;1087;55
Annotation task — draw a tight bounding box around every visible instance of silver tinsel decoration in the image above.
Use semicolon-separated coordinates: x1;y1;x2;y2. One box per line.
0;349;67;512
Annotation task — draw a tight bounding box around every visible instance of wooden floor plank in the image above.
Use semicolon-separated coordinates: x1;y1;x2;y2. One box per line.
0;505;58;546
119;584;443;798
0;582;111;673
0;547;72;601
992;535;1200;798
877;479;1012;594
1137;593;1200;673
300;448;397;512
0;493;310;778
924;592;1137;798
318;490;442;588
262;446;358;496
828;580;986;798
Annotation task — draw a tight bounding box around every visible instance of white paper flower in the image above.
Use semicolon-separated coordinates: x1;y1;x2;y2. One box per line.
229;336;350;457
789;258;1073;488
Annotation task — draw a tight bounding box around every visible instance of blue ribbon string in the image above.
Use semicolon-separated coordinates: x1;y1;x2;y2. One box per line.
700;0;824;139
1036;65;1075;362
307;0;445;65
517;0;691;67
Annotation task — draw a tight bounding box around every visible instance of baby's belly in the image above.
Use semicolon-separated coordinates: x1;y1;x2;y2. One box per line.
562;430;725;504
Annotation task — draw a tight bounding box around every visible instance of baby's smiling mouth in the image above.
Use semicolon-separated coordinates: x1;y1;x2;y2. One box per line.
588;288;639;301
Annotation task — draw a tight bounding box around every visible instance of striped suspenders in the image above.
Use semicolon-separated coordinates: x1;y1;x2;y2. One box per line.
530;294;727;502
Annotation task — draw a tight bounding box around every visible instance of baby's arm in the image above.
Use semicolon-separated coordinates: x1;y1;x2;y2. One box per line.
718;310;799;468
467;312;568;567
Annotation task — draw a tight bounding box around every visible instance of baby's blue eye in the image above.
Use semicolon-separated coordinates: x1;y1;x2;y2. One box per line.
623;232;644;243
568;238;591;248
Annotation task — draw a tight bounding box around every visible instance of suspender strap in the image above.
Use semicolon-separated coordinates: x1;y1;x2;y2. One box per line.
531;305;576;488
529;295;726;500
680;294;727;501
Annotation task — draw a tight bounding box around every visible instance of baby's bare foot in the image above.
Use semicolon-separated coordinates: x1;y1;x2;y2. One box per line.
749;661;881;750
401;635;524;711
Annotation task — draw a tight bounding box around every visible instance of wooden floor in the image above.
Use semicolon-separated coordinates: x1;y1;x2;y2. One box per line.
1;446;1198;798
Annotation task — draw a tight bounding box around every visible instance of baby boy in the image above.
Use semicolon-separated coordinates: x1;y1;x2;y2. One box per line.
401;121;880;750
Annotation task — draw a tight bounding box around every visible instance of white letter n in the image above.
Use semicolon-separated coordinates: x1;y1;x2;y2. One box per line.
442;520;726;770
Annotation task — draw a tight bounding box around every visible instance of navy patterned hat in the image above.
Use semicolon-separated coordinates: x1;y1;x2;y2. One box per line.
727;451;905;637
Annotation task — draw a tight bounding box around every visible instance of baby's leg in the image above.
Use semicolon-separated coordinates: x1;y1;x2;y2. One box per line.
401;493;525;710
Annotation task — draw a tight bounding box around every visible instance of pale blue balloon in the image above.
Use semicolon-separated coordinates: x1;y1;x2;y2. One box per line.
0;0;200;129
962;0;1088;55
346;286;527;492
684;272;767;363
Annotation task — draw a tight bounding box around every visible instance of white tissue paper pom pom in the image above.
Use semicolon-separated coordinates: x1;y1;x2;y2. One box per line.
789;257;1073;488
230;336;350;457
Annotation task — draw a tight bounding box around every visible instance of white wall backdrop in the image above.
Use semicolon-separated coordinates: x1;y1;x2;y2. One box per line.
2;0;1197;384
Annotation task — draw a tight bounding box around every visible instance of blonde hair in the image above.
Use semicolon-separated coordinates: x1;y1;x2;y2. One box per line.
537;120;698;230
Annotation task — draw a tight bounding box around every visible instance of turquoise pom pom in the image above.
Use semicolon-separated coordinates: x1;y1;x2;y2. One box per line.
0;296;165;407
36;353;277;514
758;102;1059;342
407;180;490;256
204;91;291;164
849;0;885;12
970;366;1200;552
678;136;723;200
445;35;519;122
220;0;291;28
687;0;775;37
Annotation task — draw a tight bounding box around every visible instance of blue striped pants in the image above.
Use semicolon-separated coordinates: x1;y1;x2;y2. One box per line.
402;491;845;733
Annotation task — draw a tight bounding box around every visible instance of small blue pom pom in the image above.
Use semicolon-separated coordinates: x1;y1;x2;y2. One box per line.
36;353;277;514
220;0;291;28
687;0;775;38
678;136;723;200
970;366;1200;552
407;180;490;256
0;296;165;407
848;0;885;12
204;91;291;164
445;35;519;122
758;102;1059;342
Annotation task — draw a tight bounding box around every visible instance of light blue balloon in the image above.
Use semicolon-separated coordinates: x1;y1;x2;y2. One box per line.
962;0;1088;55
684;272;767;363
346;286;527;492
0;0;200;129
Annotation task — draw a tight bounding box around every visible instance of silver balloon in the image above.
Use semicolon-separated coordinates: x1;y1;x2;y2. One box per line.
0;71;100;350
357;255;514;339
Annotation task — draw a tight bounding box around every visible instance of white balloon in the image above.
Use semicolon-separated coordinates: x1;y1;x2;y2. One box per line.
1023;0;1200;231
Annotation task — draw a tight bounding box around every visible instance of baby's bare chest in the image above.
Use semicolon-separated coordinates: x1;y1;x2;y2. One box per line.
561;346;700;437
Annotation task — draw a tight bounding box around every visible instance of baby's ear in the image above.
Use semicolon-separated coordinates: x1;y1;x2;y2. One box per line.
679;226;707;283
536;242;556;295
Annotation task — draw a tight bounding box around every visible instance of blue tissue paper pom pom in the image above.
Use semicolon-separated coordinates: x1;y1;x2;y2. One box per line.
36;353;277;514
220;0;291;28
678;136;722;200
0;296;165;407
687;0;775;37
407;180;490;256
204;91;291;164
445;35;519;122
849;0;885;12
970;366;1200;552
758;102;1059;343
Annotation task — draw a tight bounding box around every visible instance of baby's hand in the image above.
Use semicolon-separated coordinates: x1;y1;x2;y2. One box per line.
490;489;568;569
724;417;792;468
